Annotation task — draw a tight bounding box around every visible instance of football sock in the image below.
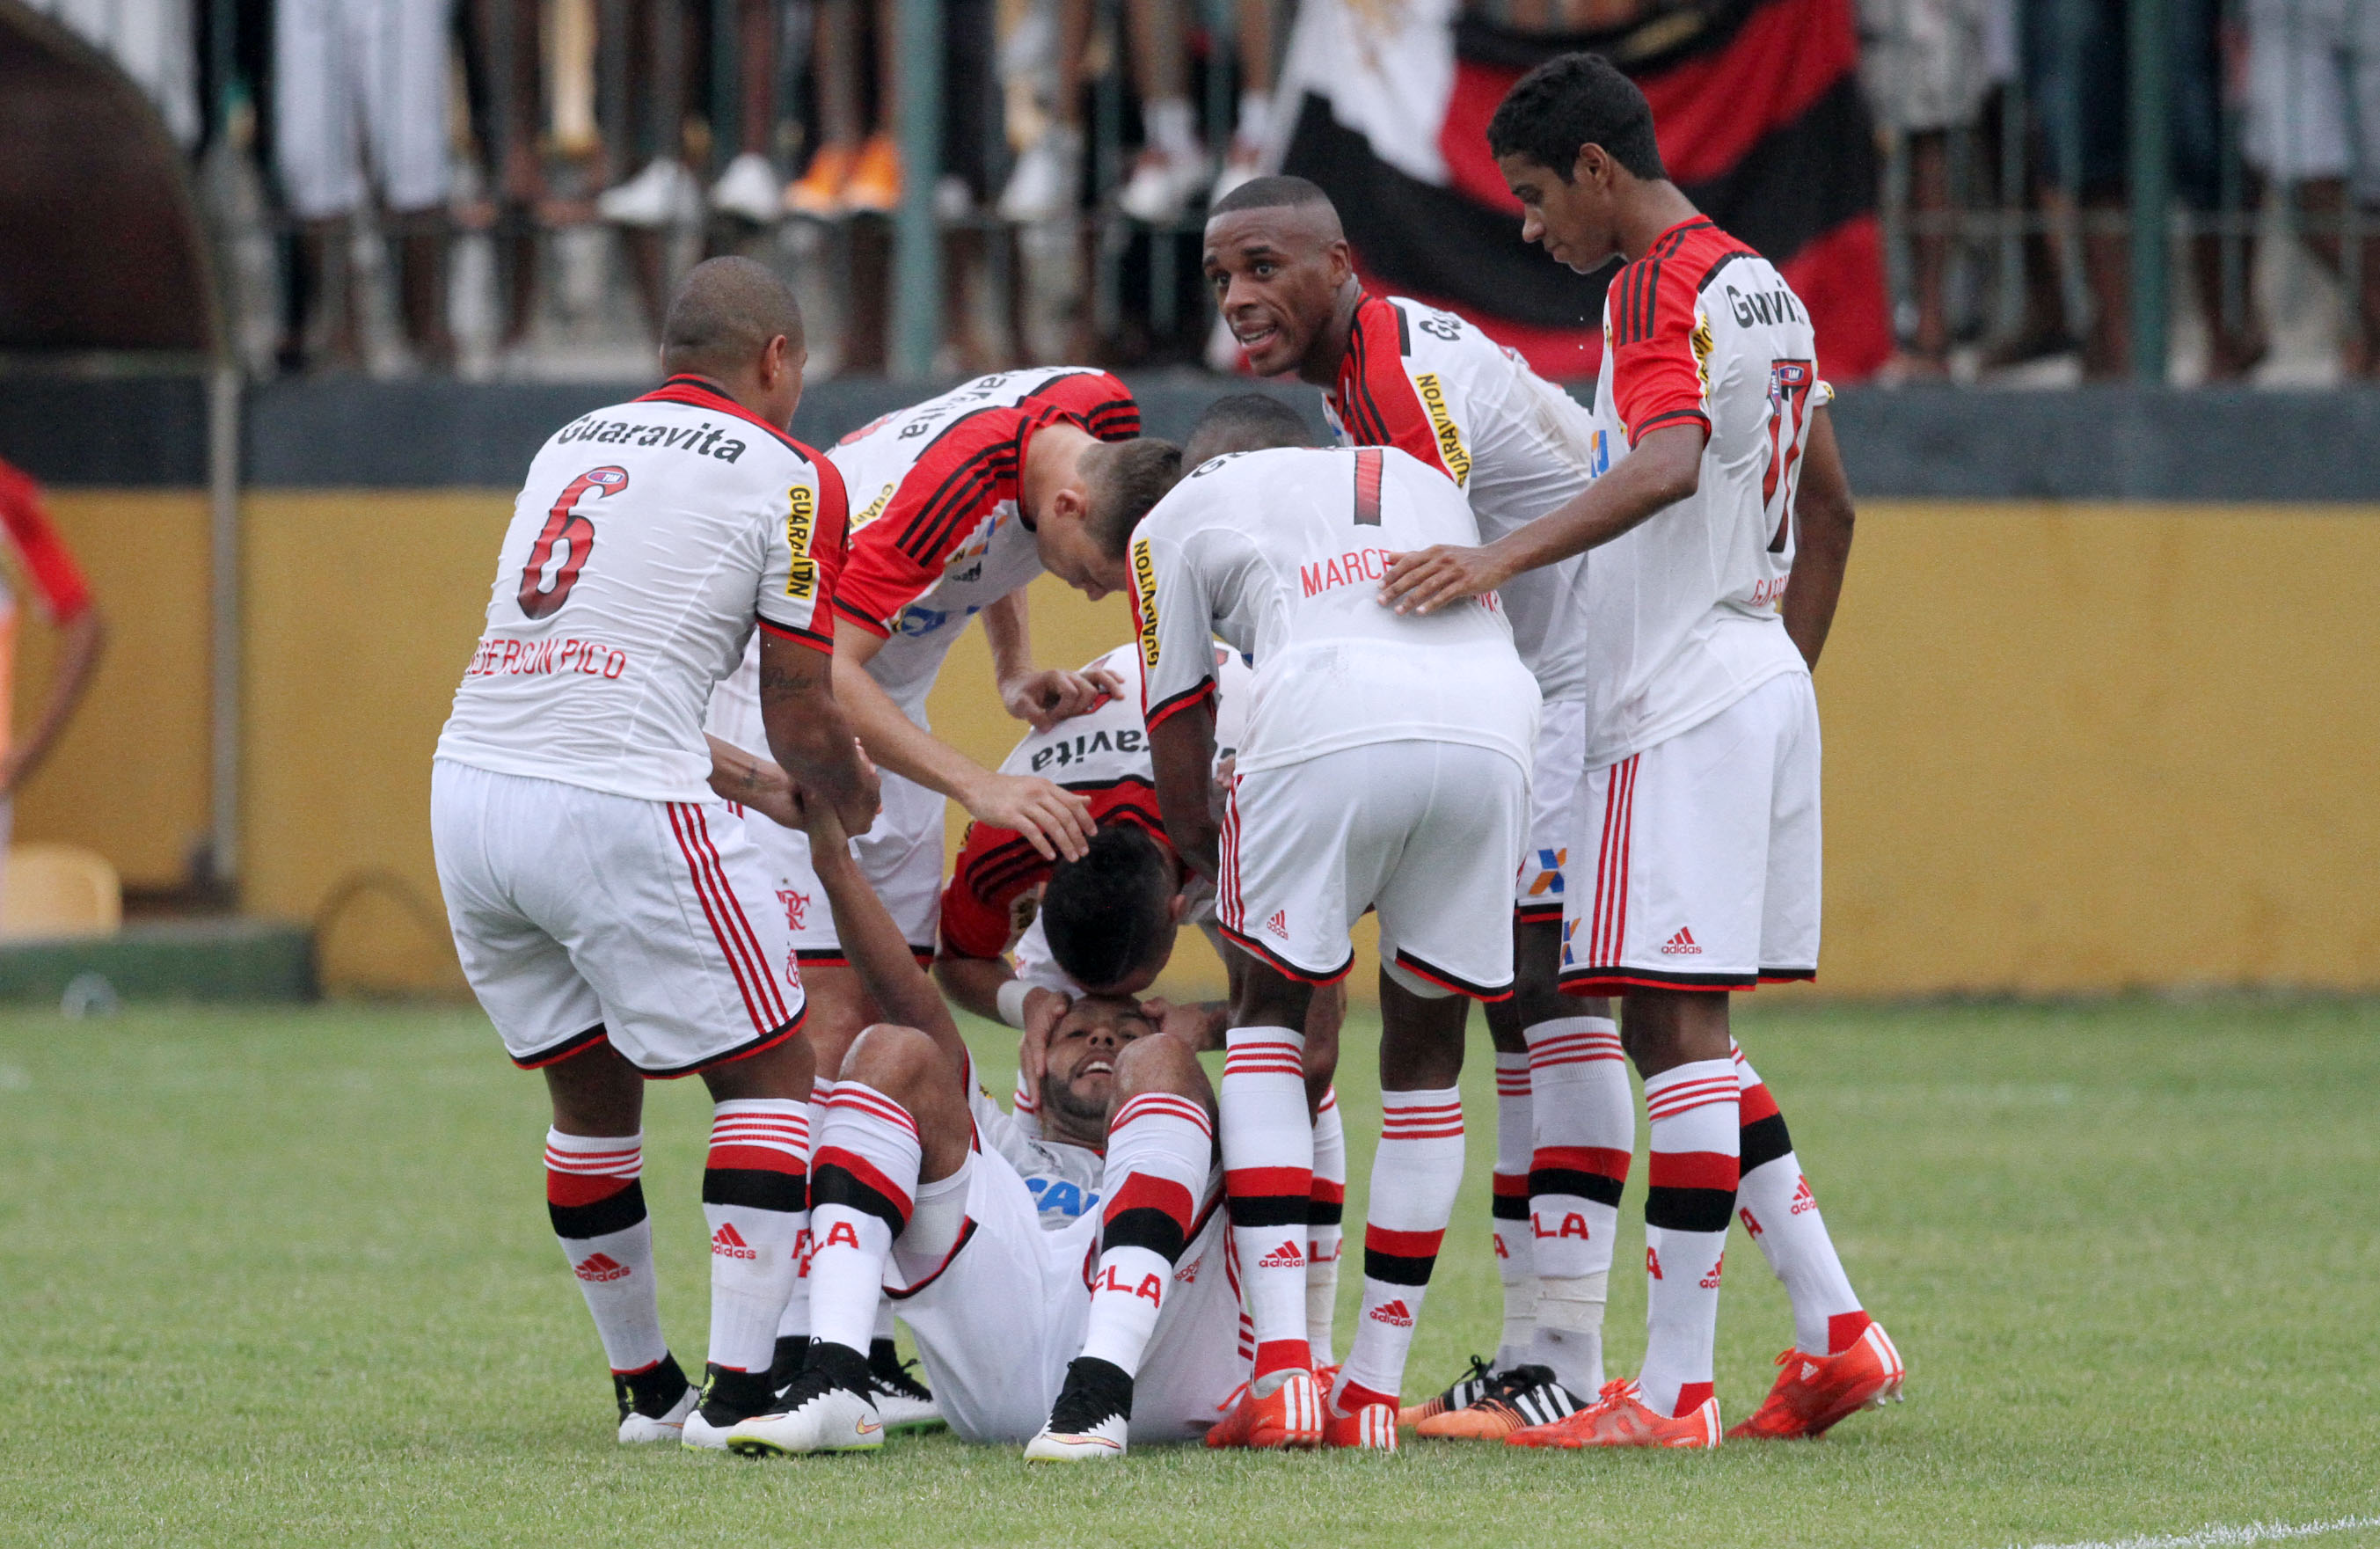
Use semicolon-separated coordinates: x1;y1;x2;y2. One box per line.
1146;97;1200;157
1235;90;1272;147
1524;1015;1632;1394
805;1083;919;1360
1638;1060;1739;1418
1491;1051;1537;1370
1731;1040;1869;1356
1077;1091;1213;1377
702;1100;809;1376
1334;1085;1464;1414
1306;1088;1346;1363
1222;1027;1314;1385
544;1129;668;1375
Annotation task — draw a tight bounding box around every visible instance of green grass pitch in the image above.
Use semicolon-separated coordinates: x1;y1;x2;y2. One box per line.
3;997;2376;1547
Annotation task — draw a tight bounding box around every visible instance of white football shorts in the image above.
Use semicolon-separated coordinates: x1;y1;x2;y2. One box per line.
1515;696;1586;924
886;1147;1240;1444
431;759;804;1075
1218;739;1527;1000
736;766;945;968
1559;670;1821;995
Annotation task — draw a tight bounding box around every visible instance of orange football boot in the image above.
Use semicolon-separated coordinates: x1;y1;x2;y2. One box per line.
1397;1355;1494;1428
1321;1399;1398;1450
783;143;854;216
1505;1379;1720;1450
1727;1319;1904;1440
1204;1369;1322;1450
1417;1366;1583;1440
842;134;902;213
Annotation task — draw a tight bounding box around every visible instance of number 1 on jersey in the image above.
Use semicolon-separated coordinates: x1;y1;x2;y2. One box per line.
1761;361;1814;553
519;465;629;618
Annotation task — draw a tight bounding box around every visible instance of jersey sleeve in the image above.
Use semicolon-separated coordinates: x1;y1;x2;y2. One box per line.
755;446;849;651
1026;369;1141;442
1131;523;1221;730
1332;300;1465;485
1605;259;1713;448
0;460;92;623
939;818;1050;960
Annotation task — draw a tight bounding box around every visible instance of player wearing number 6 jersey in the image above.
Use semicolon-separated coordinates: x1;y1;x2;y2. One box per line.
432;259;877;1450
1380;55;1899;1450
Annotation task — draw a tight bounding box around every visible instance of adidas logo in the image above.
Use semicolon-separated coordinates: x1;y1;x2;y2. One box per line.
1699;1253;1725;1290
1256;1239;1304;1269
711;1223;757;1260
573;1253;631;1282
1661;926;1703;955
1263;909;1289;940
1791;1175;1817;1215
1368;1298;1414;1328
1800;1361;1822;1383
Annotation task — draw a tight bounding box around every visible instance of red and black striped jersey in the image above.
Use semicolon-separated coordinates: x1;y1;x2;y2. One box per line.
827;369;1138;715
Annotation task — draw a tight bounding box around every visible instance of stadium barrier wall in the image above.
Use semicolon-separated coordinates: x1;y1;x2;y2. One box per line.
5;380;2378;999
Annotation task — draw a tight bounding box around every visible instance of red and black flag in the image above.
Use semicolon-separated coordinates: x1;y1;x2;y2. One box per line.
1274;0;1891;383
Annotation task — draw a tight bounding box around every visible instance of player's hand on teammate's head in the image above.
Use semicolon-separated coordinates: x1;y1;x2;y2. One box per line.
1137;996;1225;1052
1000;666;1122;734
1378;543;1511;616
962;772;1099;863
1018;985;1073;1093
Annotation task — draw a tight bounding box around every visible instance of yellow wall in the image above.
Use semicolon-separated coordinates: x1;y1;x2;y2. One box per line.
29;491;2379;997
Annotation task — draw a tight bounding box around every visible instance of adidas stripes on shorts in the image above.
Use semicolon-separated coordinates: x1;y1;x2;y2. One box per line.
431;760;804;1075
887;1143;1242;1444
1558;670;1822;995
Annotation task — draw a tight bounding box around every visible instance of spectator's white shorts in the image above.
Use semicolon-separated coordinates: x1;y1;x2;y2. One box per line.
1218;741;1527;1001
1559;671;1822;996
886;1148;1241;1444
273;0;451;218
2244;0;2380;197
431;760;804;1075
735;767;944;968
1515;697;1587;925
1858;0;1994;131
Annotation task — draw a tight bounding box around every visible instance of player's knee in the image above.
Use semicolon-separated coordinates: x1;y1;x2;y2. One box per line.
837;1023;947;1100
1113;1030;1212;1107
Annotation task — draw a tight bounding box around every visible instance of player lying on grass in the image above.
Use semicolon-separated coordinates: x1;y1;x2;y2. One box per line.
1121;399;1543;1450
429;258;876;1450
1377;53;1900;1447
715;782;1250;1459
1201;177;1629;1434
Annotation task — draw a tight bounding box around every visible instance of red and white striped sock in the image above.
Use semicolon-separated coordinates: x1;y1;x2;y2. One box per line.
544;1129;668;1375
1731;1040;1868;1356
1638;1059;1739;1418
702;1100;809;1375
1306;1088;1346;1364
1525;1014;1632;1394
1333;1085;1464;1414
1491;1052;1537;1370
805;1084;919;1360
1078;1092;1214;1377
1221;1026;1313;1385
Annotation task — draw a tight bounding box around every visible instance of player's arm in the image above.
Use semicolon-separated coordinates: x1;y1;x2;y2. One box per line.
758;631;880;835
1147;699;1220;880
1782;404;1855;669
831;625;1096;862
0;464;104;796
982;588;1122;733
796;786;972;1078
1377;422;1705;615
705;733;802;829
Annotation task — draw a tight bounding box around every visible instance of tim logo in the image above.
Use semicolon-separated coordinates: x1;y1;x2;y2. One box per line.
778;888;811;932
1369;1298;1415;1328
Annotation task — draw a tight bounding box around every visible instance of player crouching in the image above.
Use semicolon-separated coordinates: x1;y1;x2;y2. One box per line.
720;786;1245;1461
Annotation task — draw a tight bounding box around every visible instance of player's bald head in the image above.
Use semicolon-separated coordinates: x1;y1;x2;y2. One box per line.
661;256;805;379
1205;175;1345;251
1182;392;1318;466
1203;176;1359;377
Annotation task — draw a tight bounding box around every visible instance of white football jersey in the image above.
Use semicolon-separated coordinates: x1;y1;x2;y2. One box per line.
1325;292;1604;703
1583;217;1827;767
437;376;846;803
1129;445;1540;776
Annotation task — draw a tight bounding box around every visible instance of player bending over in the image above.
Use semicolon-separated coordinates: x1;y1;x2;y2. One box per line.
1378;53;1901;1447
430;259;877;1449
1122;398;1543;1450
1203;180;1631;1434
720;787;1249;1460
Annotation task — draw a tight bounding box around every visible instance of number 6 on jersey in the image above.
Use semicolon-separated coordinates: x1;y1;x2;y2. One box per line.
519;465;629;618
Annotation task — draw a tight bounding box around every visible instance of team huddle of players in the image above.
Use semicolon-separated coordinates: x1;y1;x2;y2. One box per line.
428;52;1902;1461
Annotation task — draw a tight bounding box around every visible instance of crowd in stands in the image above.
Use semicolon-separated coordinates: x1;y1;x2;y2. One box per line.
19;0;2380;383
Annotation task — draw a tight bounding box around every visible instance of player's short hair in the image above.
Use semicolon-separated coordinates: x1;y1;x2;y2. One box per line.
1486;52;1666;182
661;256;805;378
1182;392;1320;467
1040;824;1175;989
1208;174;1339;220
1083;437;1184;560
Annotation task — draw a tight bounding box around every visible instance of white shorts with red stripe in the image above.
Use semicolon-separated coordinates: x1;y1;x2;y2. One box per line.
431;759;803;1075
1559;670;1821;995
887;1140;1240;1444
1515;696;1587;924
735;764;944;968
1218;739;1527;1000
